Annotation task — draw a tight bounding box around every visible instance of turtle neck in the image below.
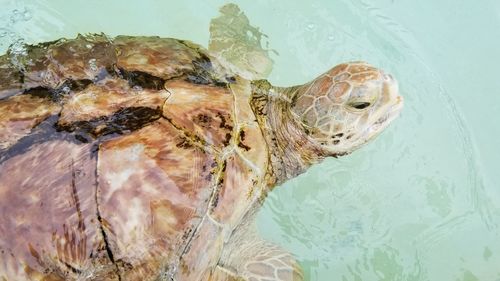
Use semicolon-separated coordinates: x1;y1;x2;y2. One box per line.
249;80;333;187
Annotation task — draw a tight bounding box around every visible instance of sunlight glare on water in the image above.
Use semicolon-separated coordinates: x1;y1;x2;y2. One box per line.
1;0;499;280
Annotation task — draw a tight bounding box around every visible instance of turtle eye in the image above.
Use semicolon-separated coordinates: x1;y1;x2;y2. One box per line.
349;102;371;110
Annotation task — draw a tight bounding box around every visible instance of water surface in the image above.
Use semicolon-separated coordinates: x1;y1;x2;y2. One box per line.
1;0;499;280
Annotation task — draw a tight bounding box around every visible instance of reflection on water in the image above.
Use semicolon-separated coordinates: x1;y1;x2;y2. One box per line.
1;0;499;280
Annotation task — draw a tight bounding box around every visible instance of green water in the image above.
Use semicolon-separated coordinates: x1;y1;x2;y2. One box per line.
1;0;499;280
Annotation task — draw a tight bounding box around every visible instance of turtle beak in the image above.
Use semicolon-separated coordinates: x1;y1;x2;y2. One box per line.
372;73;403;129
384;73;403;114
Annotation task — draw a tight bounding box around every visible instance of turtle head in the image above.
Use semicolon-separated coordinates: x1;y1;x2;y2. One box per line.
290;62;403;156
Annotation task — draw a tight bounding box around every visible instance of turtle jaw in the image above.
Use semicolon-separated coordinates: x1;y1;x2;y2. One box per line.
367;97;403;136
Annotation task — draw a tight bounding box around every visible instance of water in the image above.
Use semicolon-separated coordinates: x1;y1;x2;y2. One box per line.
1;0;499;280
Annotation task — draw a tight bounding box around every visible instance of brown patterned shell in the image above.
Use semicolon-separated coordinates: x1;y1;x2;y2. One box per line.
0;35;268;281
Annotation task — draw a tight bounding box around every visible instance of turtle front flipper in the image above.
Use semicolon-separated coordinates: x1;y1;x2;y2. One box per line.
208;3;274;80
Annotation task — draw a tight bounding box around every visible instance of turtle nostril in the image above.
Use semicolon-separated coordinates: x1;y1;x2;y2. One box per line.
384;74;393;81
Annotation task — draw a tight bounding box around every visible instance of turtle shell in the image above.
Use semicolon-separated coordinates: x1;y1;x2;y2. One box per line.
0;35;268;281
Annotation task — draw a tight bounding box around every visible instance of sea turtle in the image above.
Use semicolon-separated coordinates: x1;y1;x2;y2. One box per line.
0;4;403;281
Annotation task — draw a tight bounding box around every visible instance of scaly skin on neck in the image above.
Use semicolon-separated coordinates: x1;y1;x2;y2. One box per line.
250;80;334;188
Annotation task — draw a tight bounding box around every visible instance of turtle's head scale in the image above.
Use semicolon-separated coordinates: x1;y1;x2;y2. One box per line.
290;61;403;156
